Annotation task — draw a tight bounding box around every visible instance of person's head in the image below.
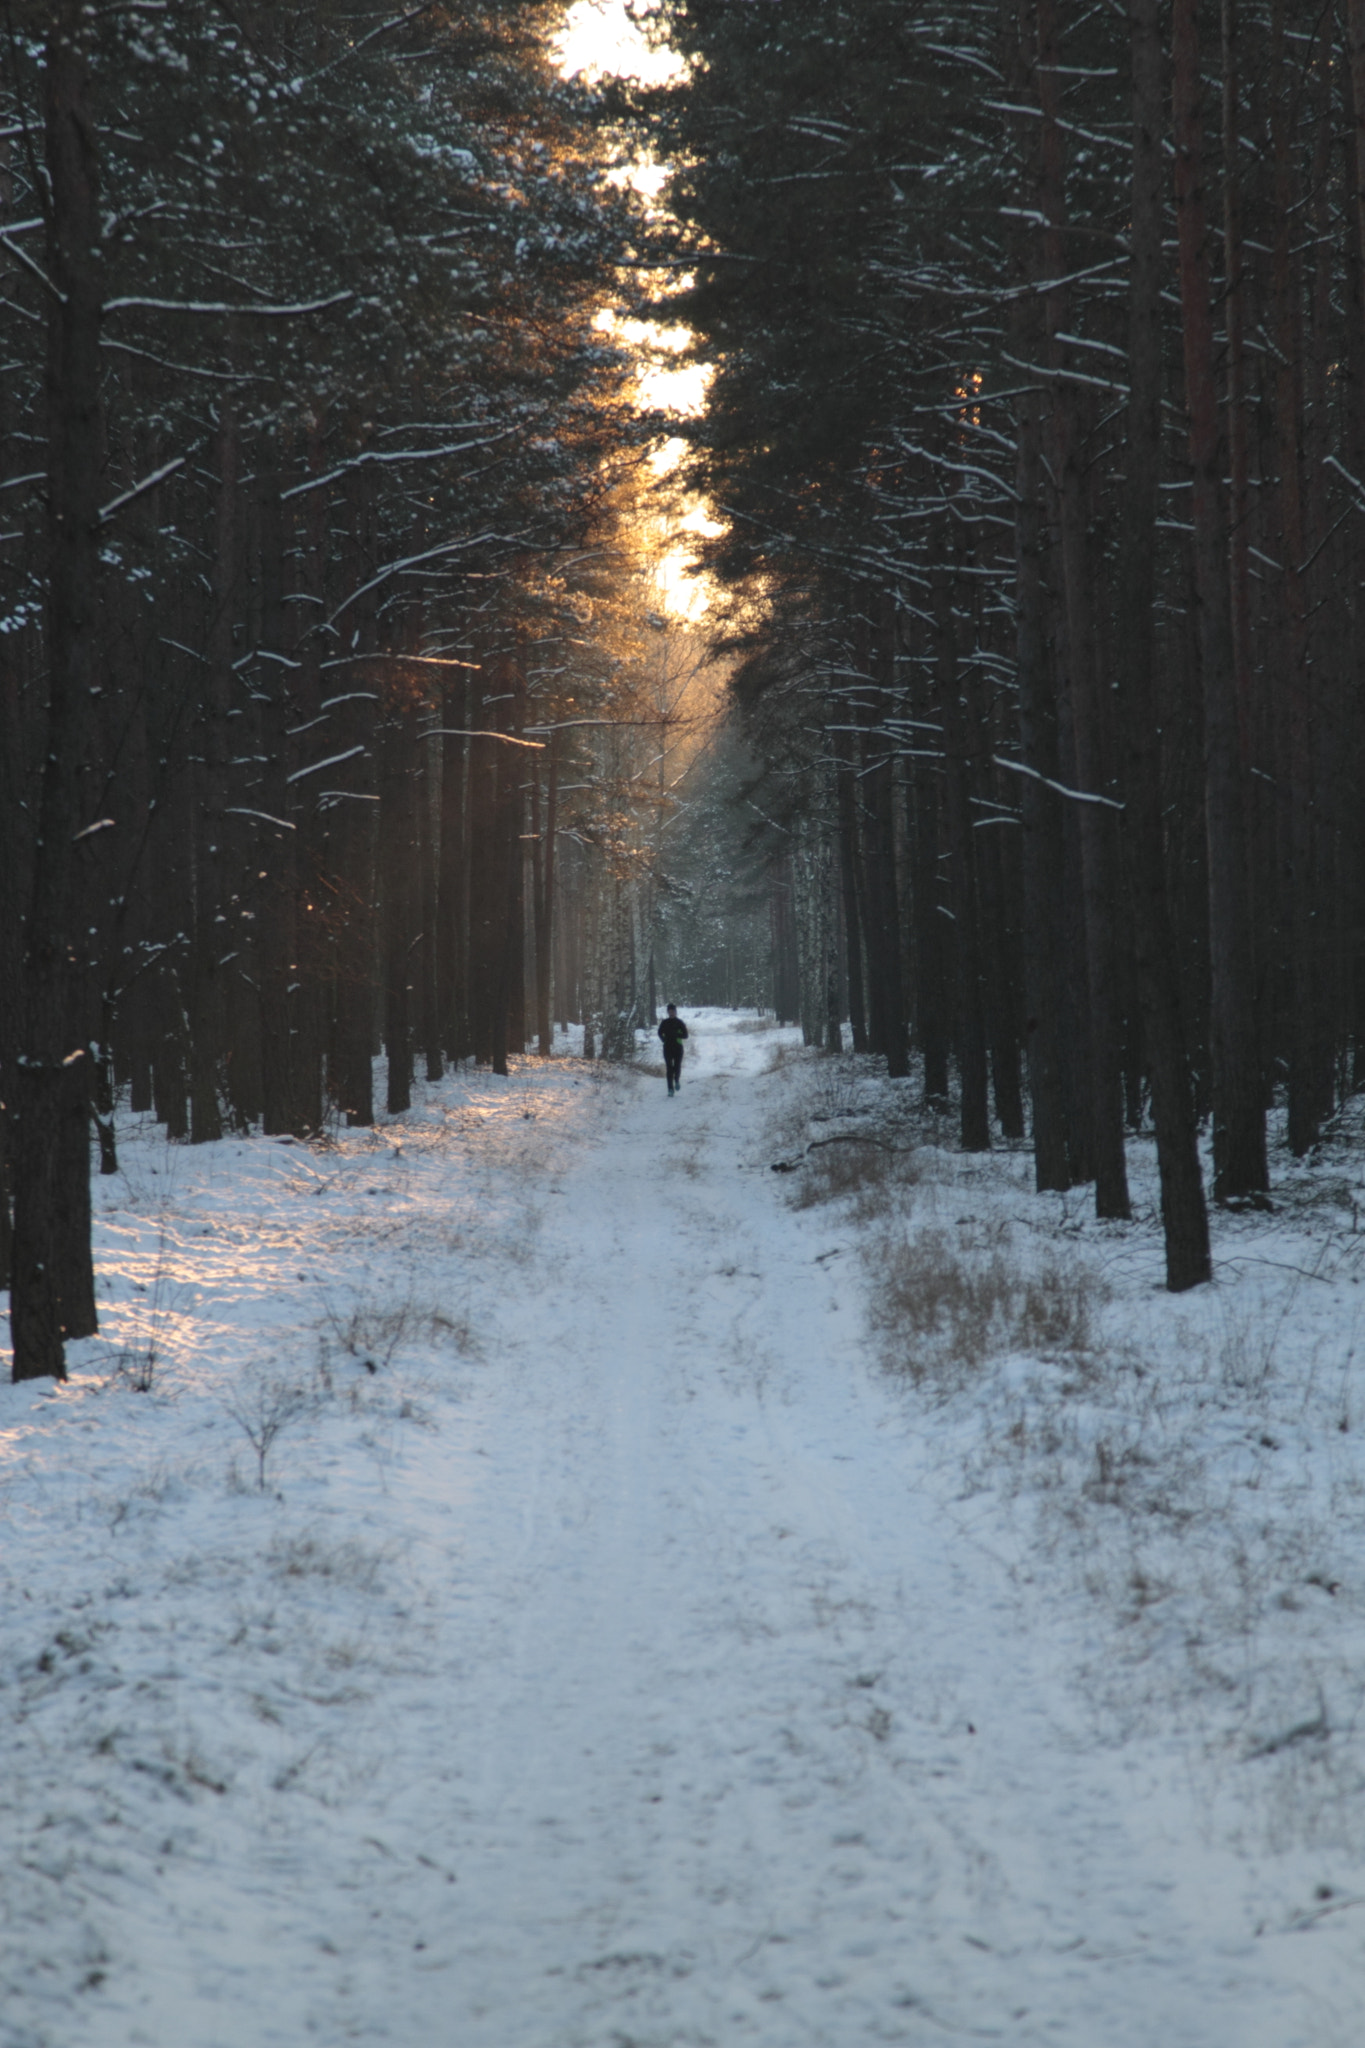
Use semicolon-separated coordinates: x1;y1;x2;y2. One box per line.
667;1003;677;1015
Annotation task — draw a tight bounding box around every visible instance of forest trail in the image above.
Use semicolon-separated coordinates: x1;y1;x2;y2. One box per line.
424;1015;1313;2047
1;1014;1355;2046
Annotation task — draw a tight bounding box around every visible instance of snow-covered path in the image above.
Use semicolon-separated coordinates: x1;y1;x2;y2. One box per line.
3;1013;1363;2045
419;1023;1332;2047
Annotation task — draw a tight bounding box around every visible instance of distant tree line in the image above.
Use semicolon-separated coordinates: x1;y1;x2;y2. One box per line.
644;0;1365;1288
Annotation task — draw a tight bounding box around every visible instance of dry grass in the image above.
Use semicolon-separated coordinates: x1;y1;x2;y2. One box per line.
761;1045;1365;1860
764;1039;817;1074
223;1373;313;1490
267;1535;390;1591
789;1137;923;1222
868;1226;1103;1385
316;1293;476;1377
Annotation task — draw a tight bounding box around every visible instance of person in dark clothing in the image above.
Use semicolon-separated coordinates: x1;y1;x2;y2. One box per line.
658;1004;689;1094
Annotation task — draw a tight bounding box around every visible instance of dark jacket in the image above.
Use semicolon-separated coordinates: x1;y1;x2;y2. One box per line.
658;1016;689;1052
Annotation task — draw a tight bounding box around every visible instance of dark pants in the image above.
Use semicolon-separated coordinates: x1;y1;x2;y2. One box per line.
664;1047;683;1092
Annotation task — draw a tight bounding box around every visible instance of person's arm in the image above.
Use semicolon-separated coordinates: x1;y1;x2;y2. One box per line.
679;1022;689;1039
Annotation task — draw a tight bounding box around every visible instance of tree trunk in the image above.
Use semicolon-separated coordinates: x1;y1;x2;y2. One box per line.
932;543;990;1152
188;407;237;1145
834;733;869;1054
437;674;468;1061
854;597;908;1076
330;475;379;1128
904;613;951;1103
381;692;417;1114
257;444;303;1135
1222;0;1254;770
1341;8;1365;1090
1008;4;1071;1190
12;6;103;1380
1037;0;1129;1218
1172;0;1269;1199
418;712;443;1083
821;808;842;1053
288;420;327;1133
538;729;558;1054
1117;0;1211;1289
0;1108;12;1296
1268;3;1325;1156
466;707;500;1066
980;825;1025;1141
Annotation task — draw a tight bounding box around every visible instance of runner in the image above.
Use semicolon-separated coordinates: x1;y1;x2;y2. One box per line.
657;1003;688;1095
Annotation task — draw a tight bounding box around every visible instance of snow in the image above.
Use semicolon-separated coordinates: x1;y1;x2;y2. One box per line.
4;1010;1365;2044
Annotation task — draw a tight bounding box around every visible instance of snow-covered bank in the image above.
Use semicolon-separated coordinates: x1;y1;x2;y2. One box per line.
4;1011;1365;2045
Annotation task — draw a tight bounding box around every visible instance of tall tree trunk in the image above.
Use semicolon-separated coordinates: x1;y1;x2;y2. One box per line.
151;709;193;1143
820;804;842;1053
1304;27;1340;1122
1341;10;1365;1089
381;691;417;1114
1009;1;1071;1190
932;541;990;1152
0;1109;11;1298
1222;0;1254;764
873;594;908;1077
474;648;521;1076
1118;0;1211;1289
0;627;21;1290
904;615;951;1102
12;6;103;1380
257;443;303;1135
466;702;500;1067
437;674;469;1061
853;598;908;1076
288;418;327;1133
1222;0;1279;1117
834;729;869;1055
331;473;379;1127
1055;604;1096;1186
188;408;237;1144
418;712;443;1083
980;825;1025;1141
537;729;558;1055
1172;0;1269;1199
503;642;529;1061
1037;0;1129;1217
1269;3;1325;1155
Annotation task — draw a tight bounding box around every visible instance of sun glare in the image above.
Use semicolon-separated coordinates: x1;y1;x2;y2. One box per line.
601;314;708;421
554;1;684;86
654;498;723;624
560;5;712;621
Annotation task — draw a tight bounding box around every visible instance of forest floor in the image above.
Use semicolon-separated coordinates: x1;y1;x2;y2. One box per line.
4;1011;1365;2046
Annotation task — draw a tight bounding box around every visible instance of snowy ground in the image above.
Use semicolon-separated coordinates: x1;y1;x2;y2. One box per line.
4;1010;1365;2046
